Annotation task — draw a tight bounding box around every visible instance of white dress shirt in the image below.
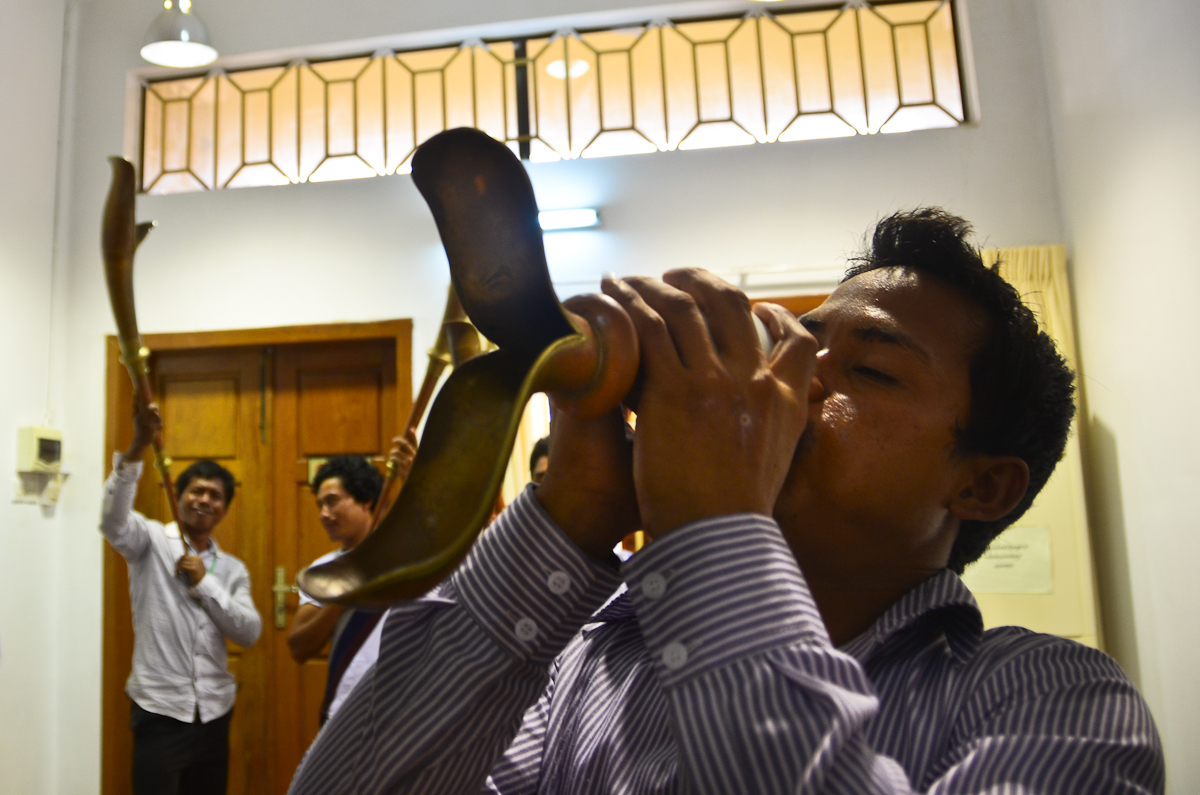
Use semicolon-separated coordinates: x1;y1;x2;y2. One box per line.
299;549;388;721
101;453;262;723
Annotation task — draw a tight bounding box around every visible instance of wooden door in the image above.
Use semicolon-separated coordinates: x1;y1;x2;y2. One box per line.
103;321;411;795
102;346;271;795
269;340;401;793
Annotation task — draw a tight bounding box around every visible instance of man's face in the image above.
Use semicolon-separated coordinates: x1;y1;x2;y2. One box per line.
774;268;986;583
531;455;549;485
179;477;229;535
316;477;374;547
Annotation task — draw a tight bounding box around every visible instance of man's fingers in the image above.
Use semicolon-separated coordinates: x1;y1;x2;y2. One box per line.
616;276;722;372
601;276;686;380
753;303;819;392
135;403;164;436
663;269;760;375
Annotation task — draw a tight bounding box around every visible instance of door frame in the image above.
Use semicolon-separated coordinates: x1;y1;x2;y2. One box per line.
102;319;412;795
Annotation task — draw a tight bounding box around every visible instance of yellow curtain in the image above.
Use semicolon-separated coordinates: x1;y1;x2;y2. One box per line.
968;245;1101;648
982;246;1080;371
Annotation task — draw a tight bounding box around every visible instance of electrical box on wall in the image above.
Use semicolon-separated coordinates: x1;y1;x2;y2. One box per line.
18;426;62;473
14;426;69;510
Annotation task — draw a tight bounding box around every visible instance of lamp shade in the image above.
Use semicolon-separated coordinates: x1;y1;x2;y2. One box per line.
140;1;218;68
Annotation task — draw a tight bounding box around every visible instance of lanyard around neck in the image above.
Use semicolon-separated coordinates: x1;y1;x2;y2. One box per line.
183;535;219;573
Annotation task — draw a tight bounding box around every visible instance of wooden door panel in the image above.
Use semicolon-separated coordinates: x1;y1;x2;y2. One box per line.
160;376;241;459
297;368;383;453
270;339;406;795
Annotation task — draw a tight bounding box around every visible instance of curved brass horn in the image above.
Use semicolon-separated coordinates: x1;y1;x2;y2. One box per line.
102;157;186;539
299;129;638;607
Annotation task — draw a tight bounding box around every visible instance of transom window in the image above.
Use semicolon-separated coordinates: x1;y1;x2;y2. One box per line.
139;0;967;194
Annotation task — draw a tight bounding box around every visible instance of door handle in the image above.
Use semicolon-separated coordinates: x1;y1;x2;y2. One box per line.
272;566;299;630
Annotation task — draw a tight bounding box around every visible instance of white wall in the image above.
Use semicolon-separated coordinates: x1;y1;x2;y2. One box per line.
1035;1;1200;791
0;0;68;793
18;0;1105;790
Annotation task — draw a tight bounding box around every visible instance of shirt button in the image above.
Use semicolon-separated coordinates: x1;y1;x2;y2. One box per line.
661;642;688;670
514;617;538;643
642;572;666;599
546;570;571;595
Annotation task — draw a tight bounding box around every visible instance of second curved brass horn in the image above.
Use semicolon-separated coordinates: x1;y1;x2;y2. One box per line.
369;285;483;530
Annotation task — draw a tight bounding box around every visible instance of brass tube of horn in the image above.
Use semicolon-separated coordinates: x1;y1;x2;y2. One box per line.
101;157;187;548
370;286;483;530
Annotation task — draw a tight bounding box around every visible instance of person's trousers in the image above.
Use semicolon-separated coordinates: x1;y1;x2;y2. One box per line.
130;701;232;795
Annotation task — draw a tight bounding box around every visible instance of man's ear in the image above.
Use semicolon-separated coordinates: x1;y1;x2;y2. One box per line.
949;456;1030;523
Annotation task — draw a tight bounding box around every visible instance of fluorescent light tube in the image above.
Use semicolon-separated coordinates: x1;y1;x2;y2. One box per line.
538;209;599;231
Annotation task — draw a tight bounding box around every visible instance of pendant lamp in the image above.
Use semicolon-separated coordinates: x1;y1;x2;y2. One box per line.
140;0;218;68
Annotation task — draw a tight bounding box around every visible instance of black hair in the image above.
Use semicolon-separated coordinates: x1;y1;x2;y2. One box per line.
530;436;550;478
843;208;1076;573
311;455;385;509
176;460;236;505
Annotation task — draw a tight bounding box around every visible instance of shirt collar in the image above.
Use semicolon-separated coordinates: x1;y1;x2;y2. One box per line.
591;592;636;623
165;523;220;556
838;568;982;667
590;569;982;666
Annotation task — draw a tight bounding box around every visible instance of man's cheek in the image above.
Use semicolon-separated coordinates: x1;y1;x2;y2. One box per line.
820;394;858;438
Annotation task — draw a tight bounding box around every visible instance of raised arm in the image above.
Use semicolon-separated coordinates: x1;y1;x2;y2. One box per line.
99;403;164;560
387;427;418;488
288;491;623;795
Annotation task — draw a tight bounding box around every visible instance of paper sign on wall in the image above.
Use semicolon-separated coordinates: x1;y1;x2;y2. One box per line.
961;525;1053;594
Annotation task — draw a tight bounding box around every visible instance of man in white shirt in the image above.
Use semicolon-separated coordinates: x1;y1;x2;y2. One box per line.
289;435;415;723
101;404;261;795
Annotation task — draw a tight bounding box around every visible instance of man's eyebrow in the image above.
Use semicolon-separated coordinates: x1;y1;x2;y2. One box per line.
854;324;932;361
800;315;932;361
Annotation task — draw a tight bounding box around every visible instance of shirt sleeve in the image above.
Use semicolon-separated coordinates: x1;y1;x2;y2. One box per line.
192;561;263;648
624;514;1164;795
99;452;152;562
288;488;623;795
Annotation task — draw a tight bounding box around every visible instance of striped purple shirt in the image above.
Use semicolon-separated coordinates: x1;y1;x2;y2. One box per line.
290;488;1162;794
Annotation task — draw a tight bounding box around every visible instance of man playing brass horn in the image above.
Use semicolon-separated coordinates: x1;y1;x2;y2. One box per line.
102;404;262;795
291;210;1162;793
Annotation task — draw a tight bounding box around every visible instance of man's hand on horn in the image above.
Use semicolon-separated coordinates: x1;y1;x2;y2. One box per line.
534;297;641;564
388;428;419;486
125;402;163;461
176;554;207;586
604;268;816;538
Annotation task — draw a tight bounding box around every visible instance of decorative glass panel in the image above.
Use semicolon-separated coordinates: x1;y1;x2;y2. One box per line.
140;0;966;193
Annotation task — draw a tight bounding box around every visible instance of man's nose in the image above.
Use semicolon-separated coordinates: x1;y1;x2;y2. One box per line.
808;349;829;403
